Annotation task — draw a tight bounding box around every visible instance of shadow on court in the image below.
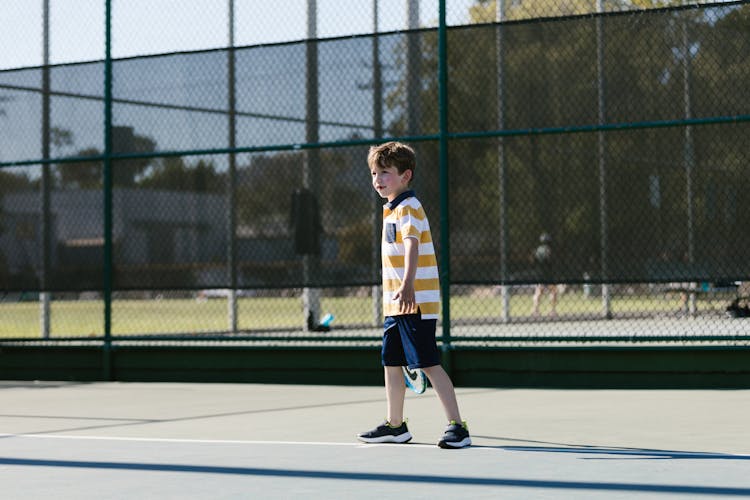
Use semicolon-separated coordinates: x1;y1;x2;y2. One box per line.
1;455;750;497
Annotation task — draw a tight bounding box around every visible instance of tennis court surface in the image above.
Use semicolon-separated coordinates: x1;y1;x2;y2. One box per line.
2;381;749;499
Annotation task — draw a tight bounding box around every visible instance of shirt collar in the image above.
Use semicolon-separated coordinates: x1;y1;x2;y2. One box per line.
385;190;415;210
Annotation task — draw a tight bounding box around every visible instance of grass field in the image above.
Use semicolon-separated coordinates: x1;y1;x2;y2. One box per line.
0;288;731;338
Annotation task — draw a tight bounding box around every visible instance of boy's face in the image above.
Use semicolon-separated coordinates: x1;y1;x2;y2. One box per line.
370;164;411;202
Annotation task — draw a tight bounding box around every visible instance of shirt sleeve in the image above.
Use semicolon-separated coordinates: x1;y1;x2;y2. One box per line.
398;205;423;241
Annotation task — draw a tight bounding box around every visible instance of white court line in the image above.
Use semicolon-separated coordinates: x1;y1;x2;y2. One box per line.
6;434;743;458
503;446;750;459
0;433;442;449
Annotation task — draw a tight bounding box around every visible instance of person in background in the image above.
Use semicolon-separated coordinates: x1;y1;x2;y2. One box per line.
532;232;558;317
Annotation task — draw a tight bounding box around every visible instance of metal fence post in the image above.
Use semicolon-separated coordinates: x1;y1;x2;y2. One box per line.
40;0;51;338
496;0;510;323
303;0;321;330
227;0;239;333
371;0;383;327
406;0;421;144
597;0;612;319
102;0;114;380
683;16;697;316
438;0;451;373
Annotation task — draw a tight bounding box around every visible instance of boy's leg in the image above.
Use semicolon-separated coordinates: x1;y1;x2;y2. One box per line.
385;365;406;426
421;364;461;423
358;370;412;444
357;317;413;444
422;364;471;449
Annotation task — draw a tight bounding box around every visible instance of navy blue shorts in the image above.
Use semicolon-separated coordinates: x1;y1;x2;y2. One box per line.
382;314;441;369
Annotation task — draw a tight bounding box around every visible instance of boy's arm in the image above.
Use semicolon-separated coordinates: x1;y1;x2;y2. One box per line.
393;236;418;314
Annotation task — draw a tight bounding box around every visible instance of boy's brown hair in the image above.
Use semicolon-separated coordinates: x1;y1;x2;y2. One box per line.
367;141;416;178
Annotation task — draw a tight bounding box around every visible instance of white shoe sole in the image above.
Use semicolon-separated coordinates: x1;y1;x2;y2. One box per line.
438;437;472;449
357;432;413;444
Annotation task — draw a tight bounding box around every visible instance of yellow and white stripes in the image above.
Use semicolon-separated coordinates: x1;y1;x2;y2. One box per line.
382;196;440;319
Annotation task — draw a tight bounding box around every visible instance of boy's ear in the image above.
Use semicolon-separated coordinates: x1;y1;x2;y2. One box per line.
402;169;413;183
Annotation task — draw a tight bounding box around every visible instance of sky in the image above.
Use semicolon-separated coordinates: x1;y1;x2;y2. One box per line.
3;1;738;70
0;0;484;70
3;1;483;165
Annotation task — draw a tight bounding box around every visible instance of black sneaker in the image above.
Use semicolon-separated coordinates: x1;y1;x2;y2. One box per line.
438;420;471;449
357;421;412;444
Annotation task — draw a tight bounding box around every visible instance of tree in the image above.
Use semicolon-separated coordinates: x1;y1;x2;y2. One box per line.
469;0;688;22
234;152;302;238
57;127;157;189
689;6;750;274
0;95;12;117
0;170;36;284
50;126;74;154
385;1;605;279
58;147;102;189
470;0;599;22
235;148;368;234
137;157;225;193
380;0;743;282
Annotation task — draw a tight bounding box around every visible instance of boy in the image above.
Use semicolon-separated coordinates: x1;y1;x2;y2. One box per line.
357;141;471;449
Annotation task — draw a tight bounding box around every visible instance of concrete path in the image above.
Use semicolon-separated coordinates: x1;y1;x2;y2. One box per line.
1;381;749;499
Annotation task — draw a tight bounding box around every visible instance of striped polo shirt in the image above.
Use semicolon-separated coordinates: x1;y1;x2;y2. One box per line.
381;190;440;319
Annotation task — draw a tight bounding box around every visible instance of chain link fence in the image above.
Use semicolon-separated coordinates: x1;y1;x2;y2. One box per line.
1;1;749;345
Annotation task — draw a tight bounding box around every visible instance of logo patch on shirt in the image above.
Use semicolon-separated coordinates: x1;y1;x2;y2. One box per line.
385;223;397;243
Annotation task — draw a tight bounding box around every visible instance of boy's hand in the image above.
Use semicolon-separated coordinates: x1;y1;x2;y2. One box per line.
393;282;416;314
